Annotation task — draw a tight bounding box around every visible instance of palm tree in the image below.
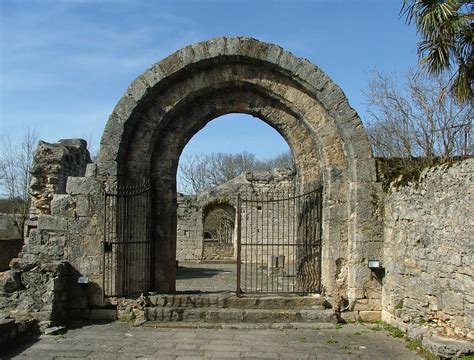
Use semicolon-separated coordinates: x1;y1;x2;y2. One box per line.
401;0;473;103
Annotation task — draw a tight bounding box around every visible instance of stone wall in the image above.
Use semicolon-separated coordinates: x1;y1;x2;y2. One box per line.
202;241;234;260
1;139;96;330
29;139;92;216
1;258;69;331
176;195;203;261
176;168;296;262
382;159;473;340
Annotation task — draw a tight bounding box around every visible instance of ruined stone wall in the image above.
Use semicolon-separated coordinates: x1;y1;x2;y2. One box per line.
1;140;98;329
176;169;296;262
18;166;105;321
29;139;92;216
202;241;234;260
176;194;203;261
382;159;473;339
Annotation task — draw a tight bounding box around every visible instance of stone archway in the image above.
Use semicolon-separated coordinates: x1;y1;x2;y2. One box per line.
201;201;235;261
97;37;382;305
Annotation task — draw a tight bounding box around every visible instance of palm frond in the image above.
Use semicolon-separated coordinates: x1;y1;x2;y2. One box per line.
401;0;473;103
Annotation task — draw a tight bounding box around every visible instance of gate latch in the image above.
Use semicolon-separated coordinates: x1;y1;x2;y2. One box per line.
103;242;113;253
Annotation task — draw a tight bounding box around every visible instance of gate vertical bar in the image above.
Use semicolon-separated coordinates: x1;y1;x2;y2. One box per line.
236;194;242;297
244;191;248;293
318;187;323;292
150;180;155;292
102;189;107;303
271;191;274;293
265;192;273;293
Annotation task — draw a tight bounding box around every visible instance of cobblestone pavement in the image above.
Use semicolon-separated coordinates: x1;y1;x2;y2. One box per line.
3;322;423;359
176;262;236;293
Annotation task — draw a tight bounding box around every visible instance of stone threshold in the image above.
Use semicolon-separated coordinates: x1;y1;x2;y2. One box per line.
143;321;338;330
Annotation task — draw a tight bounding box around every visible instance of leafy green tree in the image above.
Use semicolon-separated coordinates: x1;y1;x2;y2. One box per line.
401;0;473;103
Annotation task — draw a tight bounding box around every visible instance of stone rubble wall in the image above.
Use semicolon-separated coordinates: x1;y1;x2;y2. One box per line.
1;140;98;330
28;139;92;216
382;159;473;340
1;259;69;331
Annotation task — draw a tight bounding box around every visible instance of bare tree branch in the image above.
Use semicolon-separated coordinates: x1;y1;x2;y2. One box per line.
0;128;38;236
364;69;472;159
178;151;294;194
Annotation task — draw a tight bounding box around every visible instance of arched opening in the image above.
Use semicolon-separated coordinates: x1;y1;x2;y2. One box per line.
98;37;382;306
175;200;238;294
202;203;235;257
146;86;323;294
176;113;294;195
174;113;296;293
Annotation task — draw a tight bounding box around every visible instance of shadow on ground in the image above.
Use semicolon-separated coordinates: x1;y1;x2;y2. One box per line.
176;266;231;280
1;334;40;359
2;320;115;359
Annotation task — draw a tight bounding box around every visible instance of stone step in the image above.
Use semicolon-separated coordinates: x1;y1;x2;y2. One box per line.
144;321;338;330
145;294;329;310
144;307;336;323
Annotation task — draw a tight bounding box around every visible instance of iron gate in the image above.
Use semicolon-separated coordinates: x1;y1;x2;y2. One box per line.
102;180;153;298
236;187;323;295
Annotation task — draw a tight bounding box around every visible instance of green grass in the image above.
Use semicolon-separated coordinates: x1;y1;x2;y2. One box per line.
335;323;343;330
406;339;439;360
367;320;404;338
383;324;404;338
367;321;440;360
406;339;422;351
326;337;338;344
298;335;306;342
361;320;471;359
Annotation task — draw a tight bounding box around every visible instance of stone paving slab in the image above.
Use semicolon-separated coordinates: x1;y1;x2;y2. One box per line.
1;322;423;359
176;262;236;293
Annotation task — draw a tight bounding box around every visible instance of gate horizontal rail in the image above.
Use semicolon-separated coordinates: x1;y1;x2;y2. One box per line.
237;187;323;296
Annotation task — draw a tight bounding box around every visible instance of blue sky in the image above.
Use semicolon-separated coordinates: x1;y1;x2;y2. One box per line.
0;0;419;159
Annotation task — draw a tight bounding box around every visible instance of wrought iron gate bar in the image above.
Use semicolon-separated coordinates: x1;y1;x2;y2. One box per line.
236;186;323;296
239;190;320;202
106;241;151;245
